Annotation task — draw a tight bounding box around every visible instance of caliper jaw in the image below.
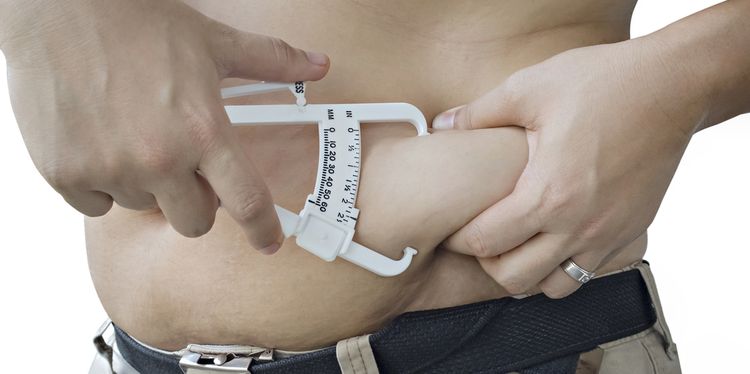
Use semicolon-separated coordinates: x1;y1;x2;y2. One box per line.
275;204;418;277
220;81;306;107
225;82;426;277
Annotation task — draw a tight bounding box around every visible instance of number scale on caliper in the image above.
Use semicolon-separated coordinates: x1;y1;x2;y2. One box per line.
312;109;361;228
222;82;428;276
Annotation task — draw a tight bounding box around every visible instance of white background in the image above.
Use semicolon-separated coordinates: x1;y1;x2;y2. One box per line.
0;1;747;372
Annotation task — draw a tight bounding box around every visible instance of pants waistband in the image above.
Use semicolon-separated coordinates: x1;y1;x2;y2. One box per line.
103;263;661;374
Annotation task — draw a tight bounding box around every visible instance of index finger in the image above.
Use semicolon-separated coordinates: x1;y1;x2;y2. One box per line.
199;132;283;254
443;186;542;258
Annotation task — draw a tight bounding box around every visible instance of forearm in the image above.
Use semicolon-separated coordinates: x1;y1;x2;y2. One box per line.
644;0;750;131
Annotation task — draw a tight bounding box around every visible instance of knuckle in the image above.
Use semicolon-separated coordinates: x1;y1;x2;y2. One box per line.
463;223;493;257
268;37;294;80
139;147;179;175
41;163;79;191
218;25;240;45
211;25;241;75
495;273;531;295
270;37;292;63
95;152;121;182
189;118;223;153
42;167;67;190
578;215;608;241
234;190;271;223
537;181;569;218
181;103;225;152
514;174;550;223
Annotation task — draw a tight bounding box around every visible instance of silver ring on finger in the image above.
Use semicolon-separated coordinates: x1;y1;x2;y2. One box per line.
561;258;596;284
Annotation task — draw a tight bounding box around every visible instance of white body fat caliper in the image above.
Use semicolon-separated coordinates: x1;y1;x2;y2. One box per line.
221;82;428;277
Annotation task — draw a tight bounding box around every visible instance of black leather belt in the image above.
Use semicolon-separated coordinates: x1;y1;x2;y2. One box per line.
115;269;656;373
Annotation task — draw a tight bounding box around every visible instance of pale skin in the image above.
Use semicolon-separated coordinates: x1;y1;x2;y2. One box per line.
0;0;329;253
435;0;750;298
85;122;648;350
1;0;747;353
87;0;645;350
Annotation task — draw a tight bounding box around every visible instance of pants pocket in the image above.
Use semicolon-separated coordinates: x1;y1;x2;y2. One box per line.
594;326;681;374
578;261;681;374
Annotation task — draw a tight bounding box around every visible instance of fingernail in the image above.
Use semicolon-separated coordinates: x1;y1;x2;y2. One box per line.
305;51;329;66
432;107;459;130
259;242;281;255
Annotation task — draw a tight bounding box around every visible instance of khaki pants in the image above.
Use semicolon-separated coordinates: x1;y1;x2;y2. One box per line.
90;262;681;374
574;262;681;374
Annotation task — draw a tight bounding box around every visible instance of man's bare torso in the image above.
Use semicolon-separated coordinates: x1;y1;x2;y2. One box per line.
85;0;644;351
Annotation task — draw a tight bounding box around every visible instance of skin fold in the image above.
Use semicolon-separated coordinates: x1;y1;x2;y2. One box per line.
86;123;647;351
3;0;746;359
436;0;750;299
84;0;648;351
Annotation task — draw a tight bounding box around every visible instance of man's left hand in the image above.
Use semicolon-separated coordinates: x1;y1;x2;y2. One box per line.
433;38;705;298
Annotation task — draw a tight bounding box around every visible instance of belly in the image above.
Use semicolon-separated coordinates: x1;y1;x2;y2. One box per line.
85;0;639;351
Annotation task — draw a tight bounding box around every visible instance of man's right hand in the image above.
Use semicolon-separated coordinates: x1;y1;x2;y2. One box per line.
0;0;329;253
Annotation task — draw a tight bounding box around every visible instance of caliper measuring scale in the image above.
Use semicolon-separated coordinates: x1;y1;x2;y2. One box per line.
222;82;428;276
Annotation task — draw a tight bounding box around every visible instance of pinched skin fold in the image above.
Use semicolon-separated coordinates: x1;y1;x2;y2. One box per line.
86;0;646;351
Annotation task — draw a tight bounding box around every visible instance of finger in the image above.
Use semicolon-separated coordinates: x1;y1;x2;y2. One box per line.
539;250;605;299
109;190;158;211
476;233;571;295
212;27;329;82
432;79;525;130
61;190;114;217
443;185;543;257
198;133;283;254
154;171;219;238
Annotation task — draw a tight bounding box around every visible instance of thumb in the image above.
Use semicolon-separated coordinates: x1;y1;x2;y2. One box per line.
212;27;330;82
432;80;524;130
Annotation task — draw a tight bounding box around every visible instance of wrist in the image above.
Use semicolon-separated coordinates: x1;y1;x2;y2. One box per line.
618;35;711;138
642;0;750;132
1;0;89;63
